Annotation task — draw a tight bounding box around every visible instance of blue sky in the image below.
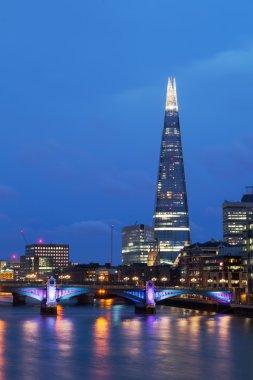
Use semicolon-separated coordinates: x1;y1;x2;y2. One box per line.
1;0;253;264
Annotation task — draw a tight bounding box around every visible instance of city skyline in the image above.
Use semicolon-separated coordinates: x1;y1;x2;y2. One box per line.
1;1;253;263
1;3;253;380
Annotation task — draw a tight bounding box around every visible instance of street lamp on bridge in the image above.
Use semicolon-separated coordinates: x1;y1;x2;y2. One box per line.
26;273;37;284
59;274;71;285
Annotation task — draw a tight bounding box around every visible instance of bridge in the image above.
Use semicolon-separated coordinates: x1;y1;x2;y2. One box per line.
1;277;233;314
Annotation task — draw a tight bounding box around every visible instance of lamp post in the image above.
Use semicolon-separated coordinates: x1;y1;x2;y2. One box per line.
98;275;105;287
190;277;197;287
65;274;71;285
59;274;71;285
26;273;37;284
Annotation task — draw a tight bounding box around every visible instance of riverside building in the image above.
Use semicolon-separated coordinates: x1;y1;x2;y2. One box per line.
178;240;245;289
20;243;69;280
153;78;190;264
243;221;253;296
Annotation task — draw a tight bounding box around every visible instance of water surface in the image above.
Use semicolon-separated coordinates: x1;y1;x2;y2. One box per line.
0;297;252;380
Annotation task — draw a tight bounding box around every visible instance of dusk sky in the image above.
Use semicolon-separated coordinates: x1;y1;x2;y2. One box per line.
1;1;253;264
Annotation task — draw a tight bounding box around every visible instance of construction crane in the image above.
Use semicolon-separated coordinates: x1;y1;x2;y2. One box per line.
20;229;29;245
110;224;114;267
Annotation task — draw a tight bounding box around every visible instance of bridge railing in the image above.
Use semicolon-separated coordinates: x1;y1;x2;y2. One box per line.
0;282;233;293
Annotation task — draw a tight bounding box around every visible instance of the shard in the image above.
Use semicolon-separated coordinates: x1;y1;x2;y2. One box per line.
153;78;190;263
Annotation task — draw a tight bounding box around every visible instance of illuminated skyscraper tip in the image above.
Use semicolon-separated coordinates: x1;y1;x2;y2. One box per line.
165;77;178;111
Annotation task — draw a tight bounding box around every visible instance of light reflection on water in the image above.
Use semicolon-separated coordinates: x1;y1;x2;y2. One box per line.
90;316;111;379
0;297;252;380
0;320;5;380
94;316;110;358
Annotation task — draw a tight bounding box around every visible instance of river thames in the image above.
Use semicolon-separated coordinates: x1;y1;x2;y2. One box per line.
0;297;253;380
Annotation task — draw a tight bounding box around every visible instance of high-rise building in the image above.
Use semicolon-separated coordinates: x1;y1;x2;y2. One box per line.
243;221;253;296
223;192;253;246
153;78;190;263
20;243;69;280
122;224;155;265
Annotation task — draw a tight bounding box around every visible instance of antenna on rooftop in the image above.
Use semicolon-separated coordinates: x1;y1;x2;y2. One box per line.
245;186;253;194
110;224;114;267
20;229;29;244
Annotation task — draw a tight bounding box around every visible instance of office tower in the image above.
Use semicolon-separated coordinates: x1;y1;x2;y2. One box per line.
223;191;253;246
20;243;69;279
122;224;154;265
153;78;190;263
243;221;253;294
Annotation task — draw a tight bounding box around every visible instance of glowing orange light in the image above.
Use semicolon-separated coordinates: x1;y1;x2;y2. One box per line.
0;320;5;372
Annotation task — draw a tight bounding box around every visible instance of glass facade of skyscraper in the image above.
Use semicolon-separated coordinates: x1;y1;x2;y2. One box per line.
153;78;190;264
122;224;154;265
223;193;253;246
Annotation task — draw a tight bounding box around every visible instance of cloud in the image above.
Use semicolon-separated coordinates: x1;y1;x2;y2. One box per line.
0;213;11;224
198;135;253;180
186;43;253;77
112;84;161;104
100;170;155;196
0;185;18;199
55;220;111;236
101;177;135;195
16;140;97;186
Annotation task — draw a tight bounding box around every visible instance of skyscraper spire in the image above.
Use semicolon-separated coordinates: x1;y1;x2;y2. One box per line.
154;77;190;264
165;77;178;111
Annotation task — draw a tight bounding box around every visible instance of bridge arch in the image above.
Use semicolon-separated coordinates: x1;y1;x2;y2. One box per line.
12;287;146;305
154;289;232;304
13;288;45;302
57;288;146;305
57;287;91;301
100;289;145;304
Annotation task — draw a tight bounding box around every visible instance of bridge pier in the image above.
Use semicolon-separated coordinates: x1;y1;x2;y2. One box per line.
135;280;156;314
40;277;58;316
12;292;26;306
40;299;57;315
135;303;156;314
